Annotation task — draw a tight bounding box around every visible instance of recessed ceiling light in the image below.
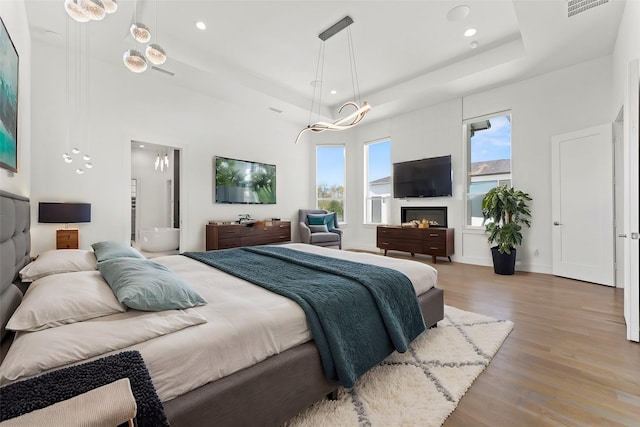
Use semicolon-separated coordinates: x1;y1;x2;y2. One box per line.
195;21;206;30
139;144;145;148
464;28;477;37
447;5;470;21
330;90;337;95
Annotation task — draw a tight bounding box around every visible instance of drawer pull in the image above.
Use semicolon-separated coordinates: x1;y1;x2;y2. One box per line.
430;247;438;250
429;233;438;237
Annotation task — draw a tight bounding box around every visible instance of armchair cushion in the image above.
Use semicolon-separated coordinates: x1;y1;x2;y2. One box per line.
307;213;336;230
309;224;329;233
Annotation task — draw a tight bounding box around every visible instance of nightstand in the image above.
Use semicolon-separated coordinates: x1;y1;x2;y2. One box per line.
56;229;79;249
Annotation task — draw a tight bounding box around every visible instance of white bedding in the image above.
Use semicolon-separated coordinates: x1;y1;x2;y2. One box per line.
0;244;437;402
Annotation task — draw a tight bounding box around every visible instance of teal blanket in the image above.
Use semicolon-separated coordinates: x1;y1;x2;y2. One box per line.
183;246;425;387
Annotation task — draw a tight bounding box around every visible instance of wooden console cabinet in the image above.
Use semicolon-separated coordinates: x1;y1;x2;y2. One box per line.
376;226;454;263
56;229;79;249
206;221;291;251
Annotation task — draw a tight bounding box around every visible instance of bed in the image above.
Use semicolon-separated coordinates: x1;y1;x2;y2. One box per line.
0;191;444;426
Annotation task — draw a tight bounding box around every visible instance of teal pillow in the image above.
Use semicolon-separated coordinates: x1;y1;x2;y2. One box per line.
91;241;145;263
307;213;335;230
97;257;206;311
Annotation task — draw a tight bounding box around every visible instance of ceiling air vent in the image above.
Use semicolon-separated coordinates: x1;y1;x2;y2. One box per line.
151;66;175;76
567;0;609;17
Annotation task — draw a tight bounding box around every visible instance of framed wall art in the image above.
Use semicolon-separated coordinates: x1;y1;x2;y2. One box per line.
0;16;19;173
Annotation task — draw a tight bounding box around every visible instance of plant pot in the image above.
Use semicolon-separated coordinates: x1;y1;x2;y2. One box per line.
491;246;516;275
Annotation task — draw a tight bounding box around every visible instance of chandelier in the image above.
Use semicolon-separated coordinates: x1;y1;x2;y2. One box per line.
64;0;117;23
123;0;167;73
295;16;371;144
62;19;93;175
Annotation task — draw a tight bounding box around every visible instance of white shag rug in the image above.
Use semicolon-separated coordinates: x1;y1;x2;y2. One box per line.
285;305;513;427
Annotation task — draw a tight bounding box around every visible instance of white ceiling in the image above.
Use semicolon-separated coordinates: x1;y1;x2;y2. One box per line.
25;0;626;125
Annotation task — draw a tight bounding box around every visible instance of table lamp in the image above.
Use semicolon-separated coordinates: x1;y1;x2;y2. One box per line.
38;202;91;249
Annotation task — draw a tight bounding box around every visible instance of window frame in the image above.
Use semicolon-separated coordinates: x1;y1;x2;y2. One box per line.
363;138;392;225
315;144;346;223
463;110;512;230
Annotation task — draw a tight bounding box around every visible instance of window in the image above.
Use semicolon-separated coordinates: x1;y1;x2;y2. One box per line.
365;139;391;224
465;113;512;227
316;146;345;222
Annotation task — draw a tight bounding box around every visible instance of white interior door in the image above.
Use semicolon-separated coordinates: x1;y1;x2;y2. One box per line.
551;124;614;286
624;59;639;342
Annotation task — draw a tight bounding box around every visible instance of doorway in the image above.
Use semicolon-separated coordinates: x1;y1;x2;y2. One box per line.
551;124;614;286
130;141;181;255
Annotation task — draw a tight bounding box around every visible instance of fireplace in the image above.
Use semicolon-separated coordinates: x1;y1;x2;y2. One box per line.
401;206;448;228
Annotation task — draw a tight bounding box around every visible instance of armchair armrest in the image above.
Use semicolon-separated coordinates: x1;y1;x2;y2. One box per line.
299;222;312;244
330;228;343;236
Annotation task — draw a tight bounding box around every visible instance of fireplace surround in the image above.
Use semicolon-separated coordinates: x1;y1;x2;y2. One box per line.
401;206;448;228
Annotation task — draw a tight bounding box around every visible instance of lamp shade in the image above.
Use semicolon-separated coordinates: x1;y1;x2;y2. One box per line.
38;202;91;224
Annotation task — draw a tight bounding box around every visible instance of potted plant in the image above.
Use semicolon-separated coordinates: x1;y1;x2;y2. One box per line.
481;184;532;275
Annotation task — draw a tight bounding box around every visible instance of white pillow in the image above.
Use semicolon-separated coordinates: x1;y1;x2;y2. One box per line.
7;271;126;332
19;249;97;282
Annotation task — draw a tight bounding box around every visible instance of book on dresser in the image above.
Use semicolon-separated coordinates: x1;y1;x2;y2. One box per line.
206;221;291;251
376;225;454;263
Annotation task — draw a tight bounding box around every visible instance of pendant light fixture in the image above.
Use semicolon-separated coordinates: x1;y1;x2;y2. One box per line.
62;16;94;175
145;43;166;66
295;16;371;144
130;22;151;43
102;0;117;14
145;0;166;65
80;0;106;21
64;0;116;23
123;49;148;73
64;0;90;22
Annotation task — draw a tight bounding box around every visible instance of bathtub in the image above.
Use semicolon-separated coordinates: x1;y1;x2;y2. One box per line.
139;227;180;252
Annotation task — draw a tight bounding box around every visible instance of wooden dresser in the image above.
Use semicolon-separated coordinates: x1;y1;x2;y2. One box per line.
376;226;454;263
56;229;79;249
206;221;291;251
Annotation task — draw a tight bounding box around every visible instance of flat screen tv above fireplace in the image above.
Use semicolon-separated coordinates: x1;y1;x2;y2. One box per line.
393;155;452;198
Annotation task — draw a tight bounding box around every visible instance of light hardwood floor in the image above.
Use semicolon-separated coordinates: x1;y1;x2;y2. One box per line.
384;252;640;427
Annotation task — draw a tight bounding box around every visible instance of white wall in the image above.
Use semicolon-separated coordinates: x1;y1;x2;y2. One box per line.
611;0;640;119
0;2;31;197
29;40;309;255
335;56;612;274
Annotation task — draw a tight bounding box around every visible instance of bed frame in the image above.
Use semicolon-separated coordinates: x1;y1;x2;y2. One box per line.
0;190;444;427
0;191;30;349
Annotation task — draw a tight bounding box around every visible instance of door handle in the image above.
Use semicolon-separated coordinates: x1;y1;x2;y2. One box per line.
553;221;562;226
618;234;628;238
632;233;639;240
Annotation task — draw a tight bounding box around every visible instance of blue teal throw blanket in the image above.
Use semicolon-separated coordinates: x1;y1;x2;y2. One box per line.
183;246;425;387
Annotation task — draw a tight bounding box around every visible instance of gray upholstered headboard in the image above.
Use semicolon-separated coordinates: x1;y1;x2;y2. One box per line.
0;190;30;341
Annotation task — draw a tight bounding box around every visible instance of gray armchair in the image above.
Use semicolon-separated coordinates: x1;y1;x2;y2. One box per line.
298;209;342;249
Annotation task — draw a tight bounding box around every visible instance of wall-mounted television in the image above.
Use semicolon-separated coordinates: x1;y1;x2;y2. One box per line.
393;155;452;198
214;156;276;204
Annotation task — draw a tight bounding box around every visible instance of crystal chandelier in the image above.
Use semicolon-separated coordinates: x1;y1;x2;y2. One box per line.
124;0;167;72
64;0;117;23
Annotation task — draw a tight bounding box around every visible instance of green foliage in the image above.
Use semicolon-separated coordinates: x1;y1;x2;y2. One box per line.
317;184;344;200
252;167;276;203
481;184;532;254
318;199;344;221
215;159;242;186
